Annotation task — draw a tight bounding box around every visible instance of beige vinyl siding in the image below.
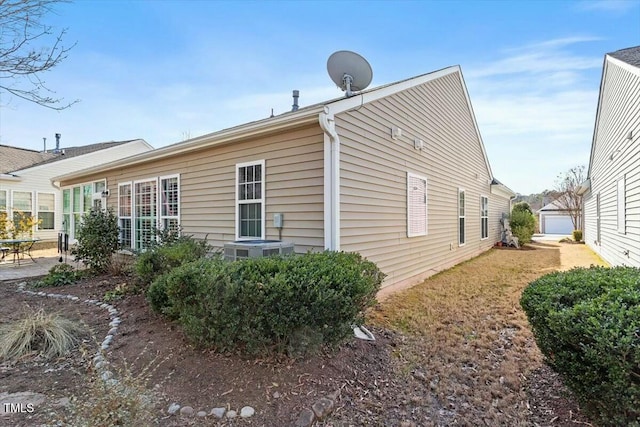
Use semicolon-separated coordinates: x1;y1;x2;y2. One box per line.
584;56;640;267
59;125;325;253
337;71;507;288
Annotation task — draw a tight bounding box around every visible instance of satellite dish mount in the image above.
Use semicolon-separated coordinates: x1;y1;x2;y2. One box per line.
327;50;373;98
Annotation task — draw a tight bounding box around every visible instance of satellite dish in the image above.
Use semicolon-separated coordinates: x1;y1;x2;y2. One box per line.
327;50;373;97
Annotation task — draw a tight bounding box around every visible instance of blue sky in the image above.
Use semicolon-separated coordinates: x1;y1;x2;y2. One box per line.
1;0;639;194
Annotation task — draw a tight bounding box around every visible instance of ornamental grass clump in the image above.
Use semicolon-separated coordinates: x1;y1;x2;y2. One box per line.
0;308;86;360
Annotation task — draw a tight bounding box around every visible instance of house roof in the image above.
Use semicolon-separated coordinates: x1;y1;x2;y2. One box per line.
585;45;640;182
1;140;142;174
608;45;640;68
53;66;504;188
537;200;568;213
0;145;57;174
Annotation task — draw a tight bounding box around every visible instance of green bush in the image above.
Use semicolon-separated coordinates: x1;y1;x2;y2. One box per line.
572;229;583;241
510;209;535;244
147;251;385;356
521;266;640;426
512;201;533;215
34;263;79;288
73;208;119;273
134;235;209;286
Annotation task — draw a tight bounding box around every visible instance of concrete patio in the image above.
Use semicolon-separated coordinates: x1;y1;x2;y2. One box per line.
0;248;80;281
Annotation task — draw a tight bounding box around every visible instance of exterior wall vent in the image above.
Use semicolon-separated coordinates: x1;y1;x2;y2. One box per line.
223;240;295;261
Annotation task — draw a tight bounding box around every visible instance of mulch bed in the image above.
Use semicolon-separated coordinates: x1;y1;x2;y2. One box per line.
0;270;593;426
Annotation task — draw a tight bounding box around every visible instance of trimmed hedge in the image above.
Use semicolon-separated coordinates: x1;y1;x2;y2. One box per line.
147;251;384;356
521;266;640;426
134;236;209;285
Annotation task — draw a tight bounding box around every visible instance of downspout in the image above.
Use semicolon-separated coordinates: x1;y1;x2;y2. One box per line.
319;106;340;251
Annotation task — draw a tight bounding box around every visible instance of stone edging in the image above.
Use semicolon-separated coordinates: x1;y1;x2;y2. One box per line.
14;281;257;421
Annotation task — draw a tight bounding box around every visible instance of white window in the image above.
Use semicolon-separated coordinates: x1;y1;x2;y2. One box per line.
407;172;428;237
480;195;489;240
118;183;133;249
236;160;265;239
12;191;33;225
160;175;180;233
37;193;55;230
134;179;157;250
617;176;626;234
65;179;107;237
458;189;466;246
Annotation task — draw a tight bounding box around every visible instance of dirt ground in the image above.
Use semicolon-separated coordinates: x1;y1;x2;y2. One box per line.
0;242;603;426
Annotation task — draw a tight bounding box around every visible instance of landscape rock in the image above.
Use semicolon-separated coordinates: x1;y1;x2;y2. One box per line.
226;409;237;418
197;410;207;417
240;406;255;418
210;407;226;418
167;403;180;415
295;408;316;427
179;406;194;416
312;397;334;420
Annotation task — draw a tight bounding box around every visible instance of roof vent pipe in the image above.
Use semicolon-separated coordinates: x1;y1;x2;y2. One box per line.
43;137;47;152
55;133;61;152
292;90;299;112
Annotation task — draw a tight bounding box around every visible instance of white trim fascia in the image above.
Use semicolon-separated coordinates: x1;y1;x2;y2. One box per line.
15;139;150;176
455;69;494;179
319;107;340;251
53;112;323;184
607;54;640;76
52;67;462;185
235;159;266;241
327;66;460;115
586;57;608;180
0;174;21;181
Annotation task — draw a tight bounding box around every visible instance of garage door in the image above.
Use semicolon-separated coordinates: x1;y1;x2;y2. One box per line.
544;215;574;234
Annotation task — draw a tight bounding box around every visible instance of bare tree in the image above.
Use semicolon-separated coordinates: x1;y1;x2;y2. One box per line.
0;0;77;110
553;165;586;231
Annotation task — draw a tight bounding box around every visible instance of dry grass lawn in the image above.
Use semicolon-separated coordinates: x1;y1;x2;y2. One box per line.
369;245;562;426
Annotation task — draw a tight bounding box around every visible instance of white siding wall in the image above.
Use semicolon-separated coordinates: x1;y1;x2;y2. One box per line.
0;141;152;241
584;57;640;267
337;71;511;290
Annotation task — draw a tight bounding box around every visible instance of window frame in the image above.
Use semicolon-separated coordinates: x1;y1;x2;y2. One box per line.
480;195;489;240
458;188;466;246
235;159;266;240
36;192;56;230
133;177;158;250
159;174;180;234
11;190;33;226
62;179;107;238
407;172;428;238
118;182;133;249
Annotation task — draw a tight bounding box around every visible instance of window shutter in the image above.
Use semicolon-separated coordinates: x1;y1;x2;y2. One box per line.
407;173;427;237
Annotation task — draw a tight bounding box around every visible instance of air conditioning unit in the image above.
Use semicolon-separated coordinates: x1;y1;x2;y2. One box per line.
223;240;295;261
